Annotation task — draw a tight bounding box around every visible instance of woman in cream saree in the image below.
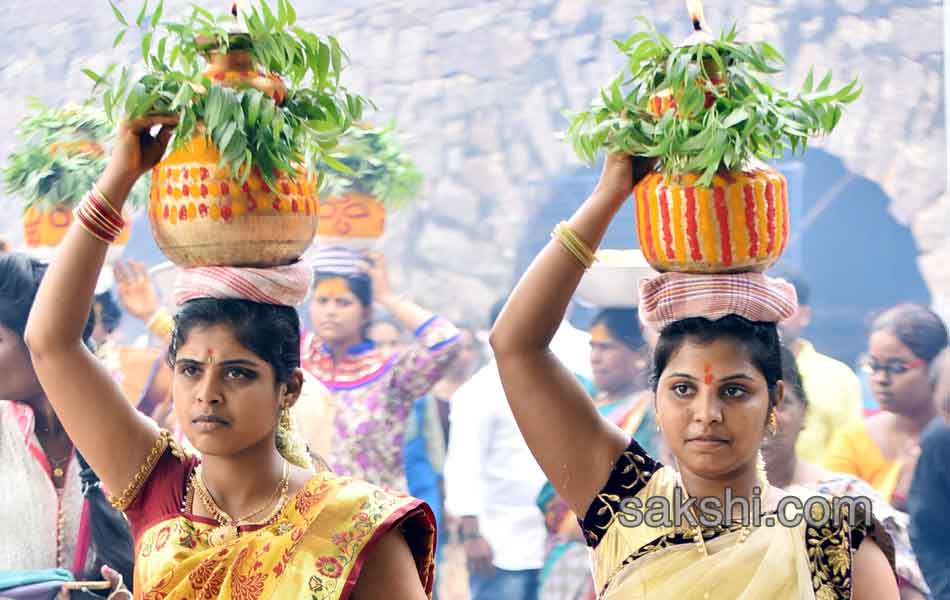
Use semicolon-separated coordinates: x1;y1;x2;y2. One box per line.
490;154;899;600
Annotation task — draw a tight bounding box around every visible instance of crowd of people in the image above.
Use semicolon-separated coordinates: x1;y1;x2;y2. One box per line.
1;124;949;600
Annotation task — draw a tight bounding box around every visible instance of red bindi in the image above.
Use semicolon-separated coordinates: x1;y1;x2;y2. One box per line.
703;363;714;385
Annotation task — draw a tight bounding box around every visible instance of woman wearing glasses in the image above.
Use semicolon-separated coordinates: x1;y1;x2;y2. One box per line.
825;303;948;510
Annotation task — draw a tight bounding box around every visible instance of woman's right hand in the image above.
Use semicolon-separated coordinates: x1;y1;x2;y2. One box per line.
593;153;656;205
114;260;161;322
104;116;179;192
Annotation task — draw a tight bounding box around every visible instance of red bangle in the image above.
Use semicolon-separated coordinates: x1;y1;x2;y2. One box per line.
77;201;121;239
86;192;125;230
74;203;118;244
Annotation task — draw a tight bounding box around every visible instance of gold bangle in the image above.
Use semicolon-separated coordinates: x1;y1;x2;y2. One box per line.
146;309;175;340
552;222;596;268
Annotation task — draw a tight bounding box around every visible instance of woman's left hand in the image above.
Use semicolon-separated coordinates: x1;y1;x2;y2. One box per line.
102;565;131;600
366;252;395;304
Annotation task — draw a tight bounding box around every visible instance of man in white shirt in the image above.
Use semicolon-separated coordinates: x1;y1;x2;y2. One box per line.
444;298;590;600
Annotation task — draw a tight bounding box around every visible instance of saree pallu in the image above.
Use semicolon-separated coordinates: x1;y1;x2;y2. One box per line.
583;439;894;600
126;448;436;599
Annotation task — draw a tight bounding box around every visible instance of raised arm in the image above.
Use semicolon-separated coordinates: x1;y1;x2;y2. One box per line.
367;252;436;332
24;116;178;497
489;154;653;516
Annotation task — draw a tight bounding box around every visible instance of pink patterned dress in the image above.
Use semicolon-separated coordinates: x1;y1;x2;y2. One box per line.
302;316;460;491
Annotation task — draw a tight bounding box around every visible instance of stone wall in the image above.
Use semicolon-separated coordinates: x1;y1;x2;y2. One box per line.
0;0;944;325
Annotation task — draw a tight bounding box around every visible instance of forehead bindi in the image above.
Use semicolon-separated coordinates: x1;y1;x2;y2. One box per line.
666;339;760;381
177;325;256;362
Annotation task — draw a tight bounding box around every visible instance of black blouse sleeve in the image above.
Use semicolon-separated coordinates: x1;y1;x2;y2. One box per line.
579;437;662;548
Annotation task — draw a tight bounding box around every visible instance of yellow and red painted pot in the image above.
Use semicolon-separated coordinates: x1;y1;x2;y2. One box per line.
147;48;315;267
314;193;386;249
633;165;789;273
23;204;131;249
148;135;319;267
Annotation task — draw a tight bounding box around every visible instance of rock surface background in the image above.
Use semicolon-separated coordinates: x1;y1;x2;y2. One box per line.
0;0;944;327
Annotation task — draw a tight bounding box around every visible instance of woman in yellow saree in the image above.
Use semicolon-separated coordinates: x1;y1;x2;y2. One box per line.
24;116;435;600
490;153;899;600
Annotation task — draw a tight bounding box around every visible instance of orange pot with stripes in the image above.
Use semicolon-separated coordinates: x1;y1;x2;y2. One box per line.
633;165;789;274
148;134;319;268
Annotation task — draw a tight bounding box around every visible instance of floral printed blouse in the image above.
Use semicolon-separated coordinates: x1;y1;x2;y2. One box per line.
302;316;460;491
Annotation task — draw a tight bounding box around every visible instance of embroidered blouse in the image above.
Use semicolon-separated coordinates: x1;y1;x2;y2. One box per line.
302;316;460;491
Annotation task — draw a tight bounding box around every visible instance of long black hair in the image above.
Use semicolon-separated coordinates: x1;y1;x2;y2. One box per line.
0;253;95;344
167;298;301;384
869;303;949;364
652;315;784;407
76;453;135;593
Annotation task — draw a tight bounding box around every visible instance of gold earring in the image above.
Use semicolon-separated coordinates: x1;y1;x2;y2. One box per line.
279;405;291;430
768;411;778;435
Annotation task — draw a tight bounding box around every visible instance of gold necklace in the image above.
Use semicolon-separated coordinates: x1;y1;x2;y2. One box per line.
676;471;769;553
190;461;290;546
676;471;770;600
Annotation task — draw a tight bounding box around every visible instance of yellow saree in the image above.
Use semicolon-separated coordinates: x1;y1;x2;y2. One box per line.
582;440;892;600
121;436;436;600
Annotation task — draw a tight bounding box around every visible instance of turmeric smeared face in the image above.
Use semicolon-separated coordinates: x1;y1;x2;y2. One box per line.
309;277;367;346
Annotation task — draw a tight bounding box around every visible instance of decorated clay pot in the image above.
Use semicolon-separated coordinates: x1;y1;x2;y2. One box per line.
148;48;315;267
148;134;319;267
23;204;131;249
314;193;386;249
633;164;788;273
203;49;287;104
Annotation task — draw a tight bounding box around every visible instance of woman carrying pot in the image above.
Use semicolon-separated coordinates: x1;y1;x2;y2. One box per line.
490;153;898;599
824;303;948;511
0;252;134;599
763;347;929;599
24;116;436;599
302;247;461;491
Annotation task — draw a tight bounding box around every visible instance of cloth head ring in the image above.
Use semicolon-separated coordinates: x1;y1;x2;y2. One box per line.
638;271;798;331
173;261;314;307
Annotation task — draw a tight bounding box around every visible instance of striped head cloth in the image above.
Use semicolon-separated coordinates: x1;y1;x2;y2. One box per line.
638;271;798;331
173;261;314;307
307;246;372;277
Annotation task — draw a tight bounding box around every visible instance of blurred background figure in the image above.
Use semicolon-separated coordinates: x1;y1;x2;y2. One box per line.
909;349;950;600
0;252;134;594
444;296;549;600
825;303;948;510
772;266;863;463
303;249;461;491
763;347;930;599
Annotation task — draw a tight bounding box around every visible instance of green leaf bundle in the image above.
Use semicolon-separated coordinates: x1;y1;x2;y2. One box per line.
315;124;423;210
88;0;373;191
3;98;149;210
565;18;862;186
